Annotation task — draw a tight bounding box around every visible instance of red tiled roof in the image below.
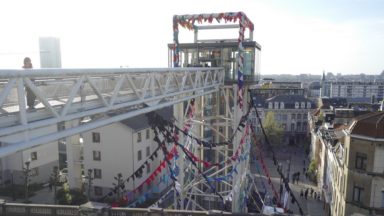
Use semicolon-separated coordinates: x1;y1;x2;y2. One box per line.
349;111;384;139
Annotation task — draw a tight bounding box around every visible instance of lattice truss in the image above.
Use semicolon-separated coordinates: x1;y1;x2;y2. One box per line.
0;68;224;157
151;86;251;211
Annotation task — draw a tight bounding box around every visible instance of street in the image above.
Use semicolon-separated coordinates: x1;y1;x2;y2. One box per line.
250;145;325;216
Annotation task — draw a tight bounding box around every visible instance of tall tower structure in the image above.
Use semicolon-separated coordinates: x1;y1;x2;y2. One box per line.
39;37;62;68
168;12;261;212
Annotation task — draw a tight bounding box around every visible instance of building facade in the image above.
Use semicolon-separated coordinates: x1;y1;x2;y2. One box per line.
252;94;315;146
39;37;62;68
82;108;172;201
321;81;384;101
309;110;384;216
0;125;59;186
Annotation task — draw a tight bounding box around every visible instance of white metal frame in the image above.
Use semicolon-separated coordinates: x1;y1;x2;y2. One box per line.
0;67;224;157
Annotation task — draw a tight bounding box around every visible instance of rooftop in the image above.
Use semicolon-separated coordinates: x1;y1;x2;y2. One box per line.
349;111;384;139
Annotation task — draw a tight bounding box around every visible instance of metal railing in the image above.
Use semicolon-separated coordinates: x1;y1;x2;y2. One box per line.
0;202;265;216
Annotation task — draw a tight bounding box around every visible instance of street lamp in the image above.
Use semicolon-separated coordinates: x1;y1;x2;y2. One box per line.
23;160;31;203
86;169;93;200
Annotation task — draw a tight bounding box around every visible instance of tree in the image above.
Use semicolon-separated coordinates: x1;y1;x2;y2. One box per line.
112;173;124;201
262;112;284;146
50;166;60;204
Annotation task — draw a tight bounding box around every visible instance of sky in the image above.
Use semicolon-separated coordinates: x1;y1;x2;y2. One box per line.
0;0;383;75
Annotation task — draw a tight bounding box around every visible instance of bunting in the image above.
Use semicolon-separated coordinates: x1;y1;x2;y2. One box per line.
172;12;254;108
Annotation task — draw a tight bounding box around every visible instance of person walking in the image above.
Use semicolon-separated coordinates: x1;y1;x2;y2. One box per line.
304;188;309;200
300;189;304;199
310;188;314;198
23;57;36;110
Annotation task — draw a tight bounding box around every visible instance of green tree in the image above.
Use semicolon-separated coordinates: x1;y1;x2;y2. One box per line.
262;112;284;146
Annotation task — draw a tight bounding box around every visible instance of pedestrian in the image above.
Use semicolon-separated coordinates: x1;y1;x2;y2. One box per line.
300;189;304;198
297;172;300;183
22;57;36;110
310;188;314;197
314;191;317;200
304;188;308;200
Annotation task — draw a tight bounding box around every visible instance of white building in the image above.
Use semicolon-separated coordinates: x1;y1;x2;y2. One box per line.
39;37;62;68
83;108;172;200
322;81;384;101
252;95;315;145
0;125;59;185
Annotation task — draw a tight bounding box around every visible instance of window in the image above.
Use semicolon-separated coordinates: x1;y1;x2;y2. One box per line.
297;114;302;120
137;132;142;143
297;122;302;132
146;129;150;139
268;102;273;109
301;102;305;109
146;146;150;157
303;122;308;132
291;114;296;120
274;102;279;109
307;102;311;109
280;102;284;109
94;186;103;196
353;185;364;203
147;163;151;174
92;132;100;143
93;151;101;161
94;169;102;179
295;102;299;109
291;123;295;132
31;152;37;161
355;152;367;170
138;150;142;161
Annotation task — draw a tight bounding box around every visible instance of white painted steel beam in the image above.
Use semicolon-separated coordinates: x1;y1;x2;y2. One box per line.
0;67;224;157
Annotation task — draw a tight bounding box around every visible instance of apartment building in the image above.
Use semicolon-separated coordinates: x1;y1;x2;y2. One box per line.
0;125;59;186
82;108;172;200
309;110;384;215
321;81;384;101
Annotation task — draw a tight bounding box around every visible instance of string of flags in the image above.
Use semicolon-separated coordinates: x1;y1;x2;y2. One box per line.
102;97;254;209
250;128;280;204
172;12;254;108
250;95;304;215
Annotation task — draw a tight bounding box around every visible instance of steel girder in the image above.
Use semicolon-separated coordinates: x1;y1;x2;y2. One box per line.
0;67;224;157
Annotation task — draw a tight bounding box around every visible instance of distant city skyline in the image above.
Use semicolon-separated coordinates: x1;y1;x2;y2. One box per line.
0;0;383;75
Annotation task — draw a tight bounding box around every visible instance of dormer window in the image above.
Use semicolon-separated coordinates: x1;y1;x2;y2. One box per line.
307;102;311;109
274;102;279;109
295;102;299;109
301;102;305;109
268;102;273;109
280;102;284;109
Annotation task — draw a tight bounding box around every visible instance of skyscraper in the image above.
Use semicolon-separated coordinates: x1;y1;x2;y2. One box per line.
39;37;62;68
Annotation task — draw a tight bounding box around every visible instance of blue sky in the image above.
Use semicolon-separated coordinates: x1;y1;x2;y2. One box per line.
0;0;383;75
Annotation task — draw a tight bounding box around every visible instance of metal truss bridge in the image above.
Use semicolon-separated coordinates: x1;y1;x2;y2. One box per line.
0;67;224;158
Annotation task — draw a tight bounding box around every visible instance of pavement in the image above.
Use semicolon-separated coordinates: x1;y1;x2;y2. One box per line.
251;145;325;216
